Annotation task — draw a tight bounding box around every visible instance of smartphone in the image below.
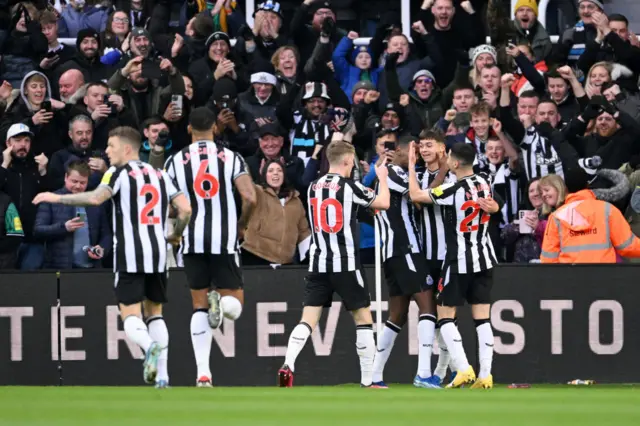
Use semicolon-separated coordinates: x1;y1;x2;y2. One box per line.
171;94;183;110
45;51;58;59
141;58;163;80
384;141;396;152
91;150;102;159
76;212;87;222
41;100;51;112
518;210;534;234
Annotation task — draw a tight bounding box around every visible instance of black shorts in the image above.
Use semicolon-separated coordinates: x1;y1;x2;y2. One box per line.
425;259;444;288
384;253;429;297
183;253;243;291
115;272;168;305
303;270;370;311
436;262;493;307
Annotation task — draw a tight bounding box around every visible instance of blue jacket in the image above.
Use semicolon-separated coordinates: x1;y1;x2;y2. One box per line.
332;37;381;102
34;188;112;270
58;6;109;38
360;155;379;249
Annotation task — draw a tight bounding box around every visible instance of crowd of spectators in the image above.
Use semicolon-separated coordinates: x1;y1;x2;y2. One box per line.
1;0;640;270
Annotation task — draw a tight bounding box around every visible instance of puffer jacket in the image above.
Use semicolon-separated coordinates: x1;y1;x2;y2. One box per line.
241;185;310;265
332;36;381;101
33;188;112;270
0;25;48;88
58;6;109;38
237;88;279;126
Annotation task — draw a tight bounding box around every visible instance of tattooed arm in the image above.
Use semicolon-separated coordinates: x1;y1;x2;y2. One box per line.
32;186;113;207
167;193;192;245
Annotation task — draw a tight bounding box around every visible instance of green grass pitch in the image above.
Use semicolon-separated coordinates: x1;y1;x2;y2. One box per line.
1;385;639;425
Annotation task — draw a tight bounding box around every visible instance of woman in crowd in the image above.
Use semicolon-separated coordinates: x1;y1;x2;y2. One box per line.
101;10;130;51
271;45;301;96
241;160;310;266
501;177;544;263
585;61;634;97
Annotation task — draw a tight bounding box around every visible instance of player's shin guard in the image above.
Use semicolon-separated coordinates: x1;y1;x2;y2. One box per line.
434;327;451;379
190;309;213;379
147;315;169;383
372;321;401;383
475;319;494;379
417;314;436;378
220;296;242;320
356;324;375;386
438;319;470;372
284;322;312;372
123;315;153;352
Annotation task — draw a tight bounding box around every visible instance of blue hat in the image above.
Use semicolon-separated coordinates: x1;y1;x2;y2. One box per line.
351;45;372;65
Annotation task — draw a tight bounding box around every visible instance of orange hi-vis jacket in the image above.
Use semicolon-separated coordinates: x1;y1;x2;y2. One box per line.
540;190;640;263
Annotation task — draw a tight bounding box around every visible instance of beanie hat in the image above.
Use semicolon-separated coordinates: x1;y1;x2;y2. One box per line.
254;0;283;18
351;45;372;64
302;82;331;102
212;77;237;101
471;44;497;66
412;69;437;85
206;31;231;49
131;27;150;40
579;0;604;11
564;167;591;193
76;28;101;50
308;0;334;15
351;80;375;98
251;62;277;86
514;0;538;16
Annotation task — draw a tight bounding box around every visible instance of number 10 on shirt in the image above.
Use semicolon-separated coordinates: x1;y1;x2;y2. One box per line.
310;198;344;234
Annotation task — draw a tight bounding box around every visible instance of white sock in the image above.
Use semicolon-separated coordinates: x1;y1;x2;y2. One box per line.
220;296;242;320
190;310;212;379
284;322;312;372
417;314;436;378
372;321;401;383
476;320;494;379
147;316;169;383
439;320;470;372
356;324;375;386
434;328;451;379
123;315;153;352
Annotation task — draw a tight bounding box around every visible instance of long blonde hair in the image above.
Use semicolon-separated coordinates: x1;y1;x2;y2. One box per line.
539;174;568;216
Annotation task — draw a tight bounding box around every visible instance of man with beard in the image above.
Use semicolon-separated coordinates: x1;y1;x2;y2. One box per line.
512;0;552;63
556;0;604;74
117;27;155;69
563;96;640;171
48;115;109;191
108;55;184;127
236;2;288;66
499;74;563;180
291;0;346;66
56;29;113;83
0;124;48;270
58;70;85;104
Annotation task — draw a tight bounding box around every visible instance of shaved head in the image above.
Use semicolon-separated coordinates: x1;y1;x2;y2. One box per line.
58;69;85;103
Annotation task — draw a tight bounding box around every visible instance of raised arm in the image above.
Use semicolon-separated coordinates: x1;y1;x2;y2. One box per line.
32;186;113;207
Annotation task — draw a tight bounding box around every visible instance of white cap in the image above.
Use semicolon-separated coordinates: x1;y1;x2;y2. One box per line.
6;123;34;141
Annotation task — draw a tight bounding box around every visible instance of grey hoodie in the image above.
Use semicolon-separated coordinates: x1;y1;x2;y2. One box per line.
20;71;52;113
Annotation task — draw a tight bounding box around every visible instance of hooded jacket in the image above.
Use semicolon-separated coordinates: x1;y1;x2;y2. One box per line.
541;189;640;263
0;71;68;157
0;17;48;88
58;5;109;38
332;36;381;101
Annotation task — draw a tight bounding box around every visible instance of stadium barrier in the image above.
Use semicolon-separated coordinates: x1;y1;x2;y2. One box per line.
0;264;637;386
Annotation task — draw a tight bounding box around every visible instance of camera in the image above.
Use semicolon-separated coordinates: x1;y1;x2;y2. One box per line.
156;130;170;148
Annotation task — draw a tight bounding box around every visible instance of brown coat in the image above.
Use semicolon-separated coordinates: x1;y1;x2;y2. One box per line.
241;185;311;264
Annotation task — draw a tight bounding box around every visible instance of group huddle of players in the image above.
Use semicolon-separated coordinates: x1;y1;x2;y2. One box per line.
33;107;497;389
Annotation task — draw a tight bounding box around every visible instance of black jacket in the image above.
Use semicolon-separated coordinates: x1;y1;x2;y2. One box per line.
56;52;114;84
68;103;138;151
48;145;109;191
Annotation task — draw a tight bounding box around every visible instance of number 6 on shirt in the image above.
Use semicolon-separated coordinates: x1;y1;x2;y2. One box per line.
310;197;344;234
194;159;219;199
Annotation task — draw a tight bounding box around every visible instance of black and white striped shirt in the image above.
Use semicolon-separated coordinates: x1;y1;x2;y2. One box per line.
100;161;180;273
165;140;247;255
374;164;421;262
429;174;497;274
488;162;520;227
419;168;457;261
307;173;376;273
520;127;564;180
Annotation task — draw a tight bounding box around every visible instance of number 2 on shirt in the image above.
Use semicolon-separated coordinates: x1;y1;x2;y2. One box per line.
194;160;219;199
140;184;160;225
310;198;344;234
459;200;489;233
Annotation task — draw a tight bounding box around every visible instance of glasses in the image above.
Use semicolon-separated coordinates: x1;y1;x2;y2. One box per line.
113;18;129;23
315;10;333;17
415;78;433;85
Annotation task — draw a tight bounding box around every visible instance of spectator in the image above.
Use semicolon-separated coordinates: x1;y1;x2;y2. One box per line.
271;45;301;97
291;0;346;66
241;159;311;265
0;123;49;270
236;1;288;67
115;27;156;68
546;66;588;123
541;167;640;263
332;31;381;101
468;44;497;90
0;81;12;123
505;42;547;97
556;0;603;74
237;64;280;133
58;69;86;104
390;69;442;136
0;71;68;157
70;81;137;150
0;3;48;88
115;0;151;29
501;177;543;263
585;61;634;97
48;115;108;191
539;174;567;218
108;54;184;127
101;9;130;51
207;77;252;155
0;189;24;269
140;117;176;168
39;10;77;87
34;160;111;269
56;28;114;83
58;0;109;39
245;122;306;194
158;73;193;152
512;0;552;63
